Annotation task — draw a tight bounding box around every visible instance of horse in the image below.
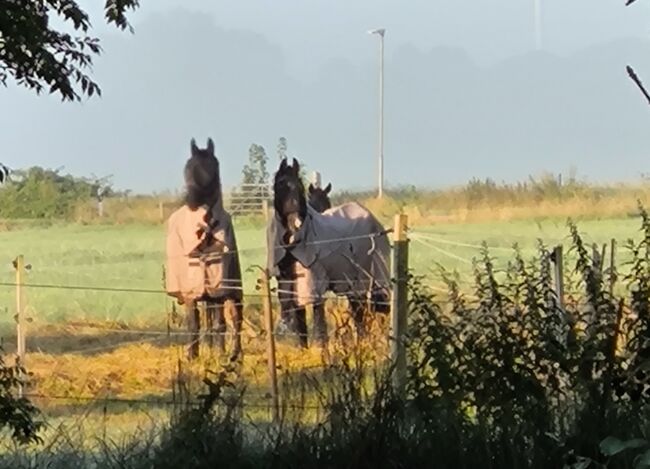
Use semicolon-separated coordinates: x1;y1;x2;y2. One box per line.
0;164;10;184
165;138;244;361
308;182;332;213
267;158;391;349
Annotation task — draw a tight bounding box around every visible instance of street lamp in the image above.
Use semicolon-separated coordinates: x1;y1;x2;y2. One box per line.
534;0;542;50
368;28;385;199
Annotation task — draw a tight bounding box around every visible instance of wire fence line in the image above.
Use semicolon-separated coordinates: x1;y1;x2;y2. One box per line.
0;228;395;293
411;236;474;266
161;228;395;261
0;281;401;305
0;228;392;277
4;277;398;357
24;393;325;411
31;335;172;356
409;231;516;252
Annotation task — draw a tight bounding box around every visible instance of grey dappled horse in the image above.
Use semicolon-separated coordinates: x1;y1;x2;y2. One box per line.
267;158;391;349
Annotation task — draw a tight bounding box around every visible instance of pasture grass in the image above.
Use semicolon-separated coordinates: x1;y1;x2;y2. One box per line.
0;215;643;406
1;210;650;467
0;215;643;329
0;212;646;454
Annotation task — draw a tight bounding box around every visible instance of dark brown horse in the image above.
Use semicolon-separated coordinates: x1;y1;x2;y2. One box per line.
307;182;332;213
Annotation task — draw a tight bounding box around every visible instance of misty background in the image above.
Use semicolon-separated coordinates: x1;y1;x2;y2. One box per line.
2;0;650;193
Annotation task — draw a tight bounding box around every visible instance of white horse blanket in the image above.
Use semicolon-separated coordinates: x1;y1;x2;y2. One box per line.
267;202;391;306
165;203;243;303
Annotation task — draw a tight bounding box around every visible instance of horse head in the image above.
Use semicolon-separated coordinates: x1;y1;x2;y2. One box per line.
184;138;222;210
308;182;332;213
273;157;307;235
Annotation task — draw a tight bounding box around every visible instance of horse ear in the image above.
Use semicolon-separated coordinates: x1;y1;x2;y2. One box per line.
190;138;199;157
324;183;332;194
308;183;315;194
206;138;215;156
292;158;300;175
279;158;288;172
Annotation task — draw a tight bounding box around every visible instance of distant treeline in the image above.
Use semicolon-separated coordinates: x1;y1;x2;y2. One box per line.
0;167;178;223
0;167;102;219
2;167;650;225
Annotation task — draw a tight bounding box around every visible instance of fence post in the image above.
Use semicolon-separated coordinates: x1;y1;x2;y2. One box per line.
261;269;279;422
159;200;164;222
391;214;409;397
162;264;171;341
552;245;565;311
14;255;25;398
263;199;270;224
609;239;617;298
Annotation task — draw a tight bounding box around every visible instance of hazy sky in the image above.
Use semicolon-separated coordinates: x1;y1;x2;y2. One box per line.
2;1;650;193
121;0;650;75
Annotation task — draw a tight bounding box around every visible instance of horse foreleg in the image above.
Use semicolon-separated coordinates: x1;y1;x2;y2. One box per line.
214;301;227;354
349;298;366;340
313;302;328;347
205;301;215;350
295;307;309;349
186;301;200;360
277;277;298;336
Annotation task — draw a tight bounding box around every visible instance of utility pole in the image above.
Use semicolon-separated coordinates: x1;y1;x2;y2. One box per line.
534;0;543;51
369;28;385;198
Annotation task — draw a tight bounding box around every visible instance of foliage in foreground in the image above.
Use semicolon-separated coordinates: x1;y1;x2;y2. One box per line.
0;351;41;446
5;211;650;467
0;0;139;101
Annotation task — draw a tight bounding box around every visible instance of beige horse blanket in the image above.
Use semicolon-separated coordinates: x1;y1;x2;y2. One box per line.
267;202;390;306
165;203;243;303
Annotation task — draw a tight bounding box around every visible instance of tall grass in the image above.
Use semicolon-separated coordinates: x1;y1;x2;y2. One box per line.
22;174;649;227
4;210;650;468
337;174;650;225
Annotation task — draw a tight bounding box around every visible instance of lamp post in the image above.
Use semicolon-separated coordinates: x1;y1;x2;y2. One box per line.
534;0;542;51
368;28;385;198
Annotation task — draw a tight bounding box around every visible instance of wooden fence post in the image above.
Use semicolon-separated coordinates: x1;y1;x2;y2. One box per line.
262;199;270;224
261;269;279;422
159;200;165;223
14;255;25;398
391;214;409;397
609;239;617;298
552;245;565;311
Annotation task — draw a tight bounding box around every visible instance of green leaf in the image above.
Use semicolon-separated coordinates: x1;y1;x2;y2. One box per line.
626;439;650;450
635;449;650;468
566;457;592;469
600;437;648;457
601;437;627;456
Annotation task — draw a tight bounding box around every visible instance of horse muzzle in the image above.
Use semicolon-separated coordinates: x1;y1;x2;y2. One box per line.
286;213;303;233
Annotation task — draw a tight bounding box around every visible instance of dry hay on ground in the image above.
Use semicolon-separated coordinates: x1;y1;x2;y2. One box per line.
23;309;391;409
